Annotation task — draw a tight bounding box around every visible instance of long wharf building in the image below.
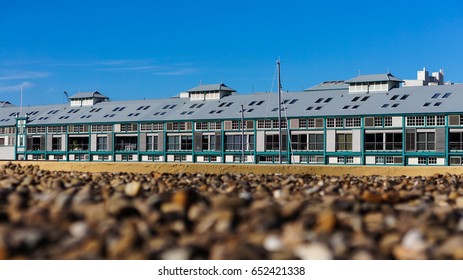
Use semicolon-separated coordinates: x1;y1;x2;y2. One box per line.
1;67;463;166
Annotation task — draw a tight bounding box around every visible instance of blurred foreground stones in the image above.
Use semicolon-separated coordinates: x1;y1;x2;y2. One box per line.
0;162;462;259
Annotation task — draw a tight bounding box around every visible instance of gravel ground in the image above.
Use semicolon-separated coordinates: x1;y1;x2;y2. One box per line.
0;163;462;260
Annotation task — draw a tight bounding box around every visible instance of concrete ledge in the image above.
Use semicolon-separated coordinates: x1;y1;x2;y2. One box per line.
1;161;462;176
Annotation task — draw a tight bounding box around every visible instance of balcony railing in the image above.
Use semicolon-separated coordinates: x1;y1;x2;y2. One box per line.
68;144;89;151
115;143;137;151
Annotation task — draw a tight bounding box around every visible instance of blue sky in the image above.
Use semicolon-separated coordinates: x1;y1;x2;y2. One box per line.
1;0;463;105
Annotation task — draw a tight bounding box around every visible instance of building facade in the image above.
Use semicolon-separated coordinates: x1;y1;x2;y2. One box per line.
1;69;463;166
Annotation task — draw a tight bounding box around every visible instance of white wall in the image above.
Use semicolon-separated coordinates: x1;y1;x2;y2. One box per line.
0;146;14;159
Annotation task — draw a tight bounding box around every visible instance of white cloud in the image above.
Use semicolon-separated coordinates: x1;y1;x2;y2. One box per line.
0;70;50;81
0;82;34;93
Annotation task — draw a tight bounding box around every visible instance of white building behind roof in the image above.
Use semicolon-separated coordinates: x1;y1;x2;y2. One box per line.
69;91;109;107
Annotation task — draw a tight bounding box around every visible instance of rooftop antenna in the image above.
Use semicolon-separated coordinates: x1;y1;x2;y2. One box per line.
277;58;282;164
199;80;202;85
358;69;361;76
63;91;70;102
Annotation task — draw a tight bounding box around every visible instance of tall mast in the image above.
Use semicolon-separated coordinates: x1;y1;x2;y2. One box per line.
277;59;282;164
241;104;245;163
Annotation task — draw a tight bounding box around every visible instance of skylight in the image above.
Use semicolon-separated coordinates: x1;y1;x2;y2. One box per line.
381;104;389;108
89;108;102;113
390;95;399;100
128;113;140;117
431;93;441;99
136;106;151;111
324;98;332;103
442;92;452;98
306;106;313;111
351;97;360;102
342;105;350;109
391;103;399;108
352;105;359;109
400;94;409;100
423;102;431;107
434;102;442;107
361;96;370;101
314;106;322;111
315;98;323;103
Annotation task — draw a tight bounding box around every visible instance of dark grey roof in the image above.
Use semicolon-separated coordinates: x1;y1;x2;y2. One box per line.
345;73;403;83
69;91;109;100
305;81;348;91
187;83;236;92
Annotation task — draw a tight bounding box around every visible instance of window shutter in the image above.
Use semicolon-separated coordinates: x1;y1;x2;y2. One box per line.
290;119;299;129
194;132;202;152
166;122;173;131
139;133;147;152
449;115;460;126
224;121;232;130
246;120;254;129
315;118;324;128
435;127;445;152
215;132;222;151
364;117;374;127
157;132;164;151
405;128;416;151
46;134;53;151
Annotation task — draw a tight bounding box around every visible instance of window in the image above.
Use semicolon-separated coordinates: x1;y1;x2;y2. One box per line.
167;135;192;151
418;157;427;164
449;132;463;150
327;118;343;128
406;116;425;126
225;135;254;151
97;136;108;151
336;134;352;151
345;117;361;127
375;156;384;164
68;125;89;133
416;132;435;151
146;135;158;151
374;117;383;127
298;119;307;128
201;135;216;151
428;157;437;165
337;157;345;164
346;156;354;164
140;122;163;131
120;123;138;132
52;137;62;151
384;117;393;127
265;134;287;151
91;124;112;132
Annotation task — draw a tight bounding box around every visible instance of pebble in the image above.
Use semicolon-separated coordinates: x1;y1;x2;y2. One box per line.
0;163;461;259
